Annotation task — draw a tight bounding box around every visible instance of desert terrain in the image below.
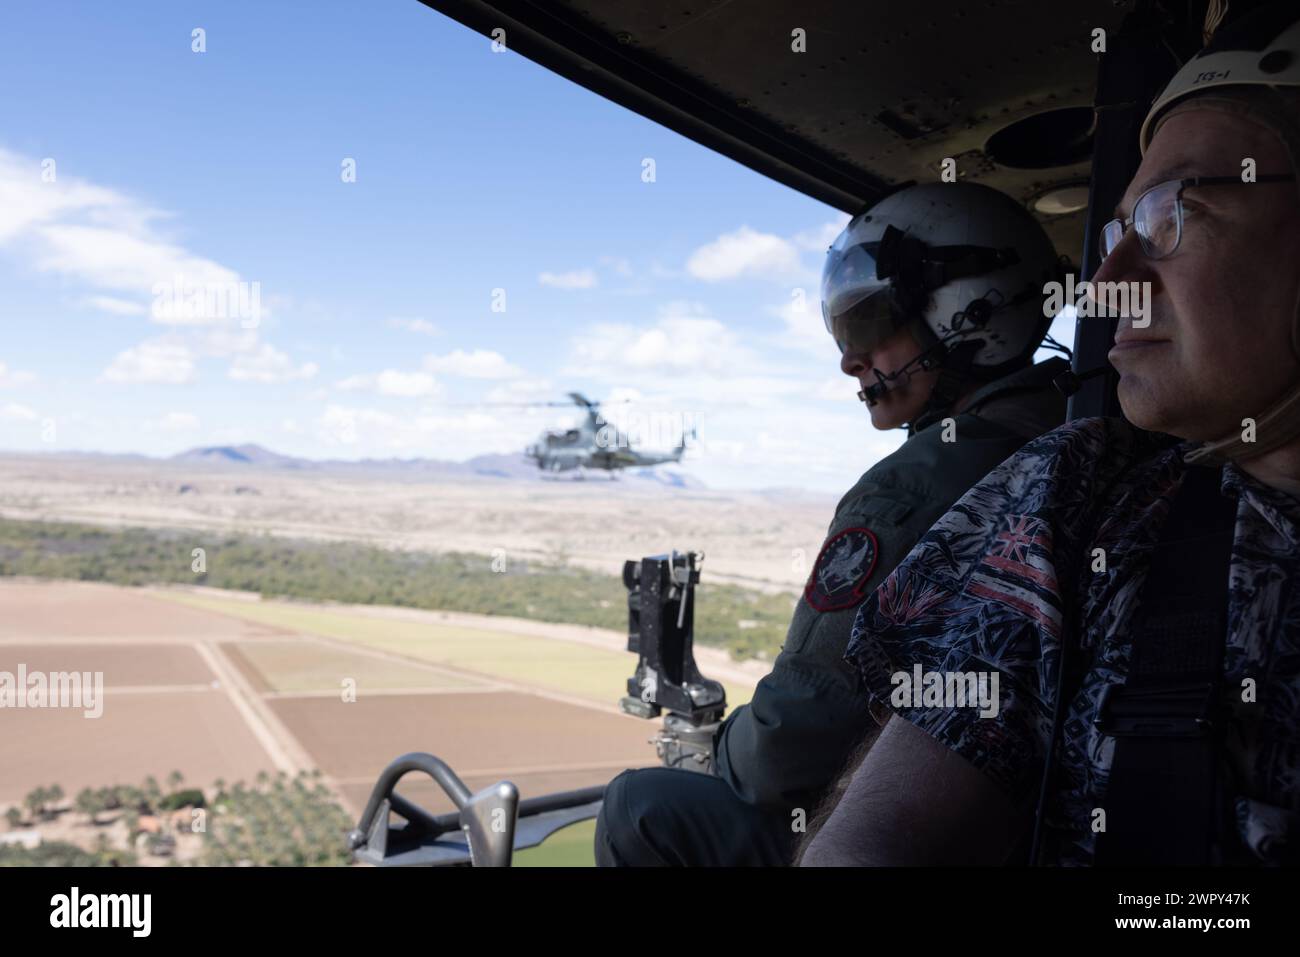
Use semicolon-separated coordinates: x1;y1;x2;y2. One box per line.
0;452;836;592
2;579;765;864
0;448;811;863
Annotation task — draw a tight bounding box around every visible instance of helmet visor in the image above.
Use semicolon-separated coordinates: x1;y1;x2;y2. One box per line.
820;241;901;354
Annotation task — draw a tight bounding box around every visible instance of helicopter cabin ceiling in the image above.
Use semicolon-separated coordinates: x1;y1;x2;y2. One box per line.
415;0;1162;267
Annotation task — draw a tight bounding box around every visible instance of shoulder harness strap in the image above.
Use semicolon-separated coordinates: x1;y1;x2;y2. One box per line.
1092;463;1238;866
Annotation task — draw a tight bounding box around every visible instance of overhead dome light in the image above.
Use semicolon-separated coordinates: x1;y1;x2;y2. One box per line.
1032;184;1090;216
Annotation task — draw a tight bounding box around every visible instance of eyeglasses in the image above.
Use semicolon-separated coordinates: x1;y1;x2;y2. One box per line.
1099;174;1296;262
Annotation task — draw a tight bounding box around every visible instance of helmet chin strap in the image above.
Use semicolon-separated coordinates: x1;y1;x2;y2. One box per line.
859;315;986;434
857;346;943;406
857;313;964;407
911;341;984;435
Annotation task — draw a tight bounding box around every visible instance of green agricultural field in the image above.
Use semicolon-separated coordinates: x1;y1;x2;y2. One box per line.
0;517;797;661
514;819;597;868
228;639;481;694
158;590;757;709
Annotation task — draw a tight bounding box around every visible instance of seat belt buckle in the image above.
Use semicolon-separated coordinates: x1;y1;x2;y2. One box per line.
1093;681;1219;737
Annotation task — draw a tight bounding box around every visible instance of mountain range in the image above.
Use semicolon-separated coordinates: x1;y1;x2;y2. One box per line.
168;443;705;488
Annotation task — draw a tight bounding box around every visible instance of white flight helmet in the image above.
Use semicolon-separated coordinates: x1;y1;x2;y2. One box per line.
821;182;1061;410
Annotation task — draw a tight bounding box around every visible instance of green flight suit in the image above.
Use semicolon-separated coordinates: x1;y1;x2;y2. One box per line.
595;357;1068;866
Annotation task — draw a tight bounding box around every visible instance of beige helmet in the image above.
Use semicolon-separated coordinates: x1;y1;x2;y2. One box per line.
1140;5;1300;463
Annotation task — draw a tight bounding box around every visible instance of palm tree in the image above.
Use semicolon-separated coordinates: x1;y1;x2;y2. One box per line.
167;769;184;791
75;788;100;825
4;807;22;830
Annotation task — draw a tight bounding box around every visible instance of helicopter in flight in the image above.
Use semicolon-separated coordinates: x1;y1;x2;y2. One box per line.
524;393;691;476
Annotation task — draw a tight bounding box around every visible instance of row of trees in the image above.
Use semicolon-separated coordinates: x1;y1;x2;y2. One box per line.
6;771;190;829
0;516;797;660
4;769;354;867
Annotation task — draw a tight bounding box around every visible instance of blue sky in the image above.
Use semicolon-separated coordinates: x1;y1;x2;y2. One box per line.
0;0;1069;492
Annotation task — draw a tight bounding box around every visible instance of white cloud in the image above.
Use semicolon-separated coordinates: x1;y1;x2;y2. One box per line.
422;349;521;379
0;402;37;421
227;344;318;383
387;317;439;336
82;295;147;316
0;152;131;244
815;376;861;401
0;148;307;395
766;296;841;361
771;295;824;341
551;293;902;490
0;361;37;388
196;326;259;358
0;150;251;326
539;268;597;290
686;226;804;282
598;256;633;277
484;377;557;405
792;218;850;253
659;299;711;319
376;369;437;397
336;370;439;397
314;403;523;455
336;374;370;392
148;411;201;432
36;224;238;308
318;405;362;446
561;301;840;426
570;303;753;377
147;275;264;327
575;316;737;373
102;341;196;385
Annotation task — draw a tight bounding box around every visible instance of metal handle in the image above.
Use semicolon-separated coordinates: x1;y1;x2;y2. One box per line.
350;752;517;865
349;752;609;867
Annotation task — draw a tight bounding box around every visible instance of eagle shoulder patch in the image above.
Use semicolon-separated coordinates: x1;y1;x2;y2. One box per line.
804;526;880;612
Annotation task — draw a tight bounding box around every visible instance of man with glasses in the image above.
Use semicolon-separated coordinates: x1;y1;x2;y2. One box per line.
801;4;1300;867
